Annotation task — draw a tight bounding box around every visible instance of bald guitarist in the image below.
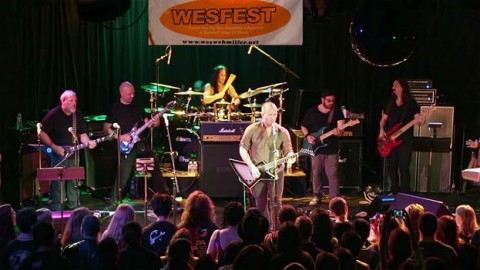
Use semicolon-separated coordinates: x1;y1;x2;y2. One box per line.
378;79;425;194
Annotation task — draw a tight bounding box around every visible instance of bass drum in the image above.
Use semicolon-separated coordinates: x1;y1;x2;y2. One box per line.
173;128;201;171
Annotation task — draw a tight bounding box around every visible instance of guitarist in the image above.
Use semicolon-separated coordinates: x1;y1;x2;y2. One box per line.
39;90;97;210
378;79;424;194
301;90;345;206
239;102;295;227
104;81;166;205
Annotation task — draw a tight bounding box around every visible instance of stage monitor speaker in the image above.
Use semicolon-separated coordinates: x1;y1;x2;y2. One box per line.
390;193;451;217
321;139;362;193
200;143;243;198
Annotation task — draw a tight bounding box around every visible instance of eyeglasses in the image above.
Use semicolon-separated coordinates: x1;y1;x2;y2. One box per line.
324;98;335;103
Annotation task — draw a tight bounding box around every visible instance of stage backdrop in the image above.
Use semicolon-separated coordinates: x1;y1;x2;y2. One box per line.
148;0;303;45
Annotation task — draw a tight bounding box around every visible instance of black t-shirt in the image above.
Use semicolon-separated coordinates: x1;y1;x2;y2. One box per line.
2;238;37;270
41;106;88;146
106;100;144;135
141;221;177;256
301;105;345;154
383;99;420;141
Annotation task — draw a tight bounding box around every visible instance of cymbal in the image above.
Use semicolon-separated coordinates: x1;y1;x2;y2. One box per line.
141;85;171;93
238;89;257;99
215;100;231;105
243;103;262;108
254;82;287;92
174;90;204;96
150;82;180;90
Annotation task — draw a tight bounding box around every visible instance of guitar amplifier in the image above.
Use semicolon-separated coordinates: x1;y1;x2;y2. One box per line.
200;121;250;142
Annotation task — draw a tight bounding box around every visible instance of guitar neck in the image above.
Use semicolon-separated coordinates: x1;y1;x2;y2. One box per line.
134;117;157;136
262;153;299;170
71;136;109;152
318;121;356;141
390;119;417;140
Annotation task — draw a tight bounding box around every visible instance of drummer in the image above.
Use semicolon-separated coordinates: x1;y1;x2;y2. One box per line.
203;65;241;110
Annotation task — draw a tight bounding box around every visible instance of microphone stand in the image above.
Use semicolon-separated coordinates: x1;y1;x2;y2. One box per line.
249;45;300;80
116;127;122;205
71;130;80;208
271;124;280;231
163;115;180;224
36;126;42;201
154;46;170;155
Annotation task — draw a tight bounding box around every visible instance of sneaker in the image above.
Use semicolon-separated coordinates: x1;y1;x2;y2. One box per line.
309;197;321;206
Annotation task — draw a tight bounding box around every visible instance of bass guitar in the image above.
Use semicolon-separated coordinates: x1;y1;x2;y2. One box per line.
377;105;436;157
229;148;314;189
302;119;360;153
120;100;176;154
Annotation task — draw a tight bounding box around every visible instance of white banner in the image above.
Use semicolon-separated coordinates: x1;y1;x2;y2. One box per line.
148;0;303;45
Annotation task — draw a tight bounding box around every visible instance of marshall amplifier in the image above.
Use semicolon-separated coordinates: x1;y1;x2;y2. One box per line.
200;121;250;142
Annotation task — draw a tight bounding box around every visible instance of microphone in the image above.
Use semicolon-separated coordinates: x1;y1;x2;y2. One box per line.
36;123;42;135
341;106;347;118
247;45;253;54
167;46;172;65
112;123;120;129
68;127;77;142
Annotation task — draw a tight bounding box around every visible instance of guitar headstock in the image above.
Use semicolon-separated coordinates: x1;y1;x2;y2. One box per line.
346;119;360;127
422;105;437;116
299;148;314;157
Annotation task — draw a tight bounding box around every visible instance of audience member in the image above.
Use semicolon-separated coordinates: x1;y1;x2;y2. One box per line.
231;244;268;270
329;197;352;241
295;215;322;260
178;190;218;257
207;201;244;262
269;222;315;270
118;221;163;270
142;193;176;256
20;221;70;269
353;218;379;270
315;252;340;270
333;247;356;270
387;227;412;270
35;208;53;224
219;208;271;267
61;207;91;247
418;212;457;267
163;238;196;270
102;204;135;245
423;256;448;270
2;207;37;270
404;203;424;241
0;204;17;258
264;204;298;251
97;237;118;270
309;208;337;252
62;215;101;270
454;204;480;244
194;254;218;270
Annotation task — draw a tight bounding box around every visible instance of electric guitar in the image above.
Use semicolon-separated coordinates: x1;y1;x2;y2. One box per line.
229;148;314;189
377;105;436;157
32;132;115;166
120;100;176;154
302;119;360;153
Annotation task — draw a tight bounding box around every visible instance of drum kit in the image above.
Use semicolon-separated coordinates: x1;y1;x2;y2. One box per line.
141;81;289;126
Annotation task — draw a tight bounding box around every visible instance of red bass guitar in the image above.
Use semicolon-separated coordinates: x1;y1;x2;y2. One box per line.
377;106;436;157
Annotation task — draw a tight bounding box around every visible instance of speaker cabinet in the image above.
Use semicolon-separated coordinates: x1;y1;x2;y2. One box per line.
84;140;117;189
410;106;454;192
321;139;362;192
200;143;243;198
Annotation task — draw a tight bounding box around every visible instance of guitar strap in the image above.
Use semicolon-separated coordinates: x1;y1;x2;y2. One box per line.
72;112;77;143
327;108;334;126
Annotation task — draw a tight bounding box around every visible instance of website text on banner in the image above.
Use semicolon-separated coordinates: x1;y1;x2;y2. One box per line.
148;0;303;46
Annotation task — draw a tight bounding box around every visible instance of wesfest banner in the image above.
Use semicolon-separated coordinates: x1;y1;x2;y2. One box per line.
148;0;303;45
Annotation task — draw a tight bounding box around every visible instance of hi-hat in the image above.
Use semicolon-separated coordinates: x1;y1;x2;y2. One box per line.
150;82;180;90
243;103;262;108
141;85;171;93
175;90;204;96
